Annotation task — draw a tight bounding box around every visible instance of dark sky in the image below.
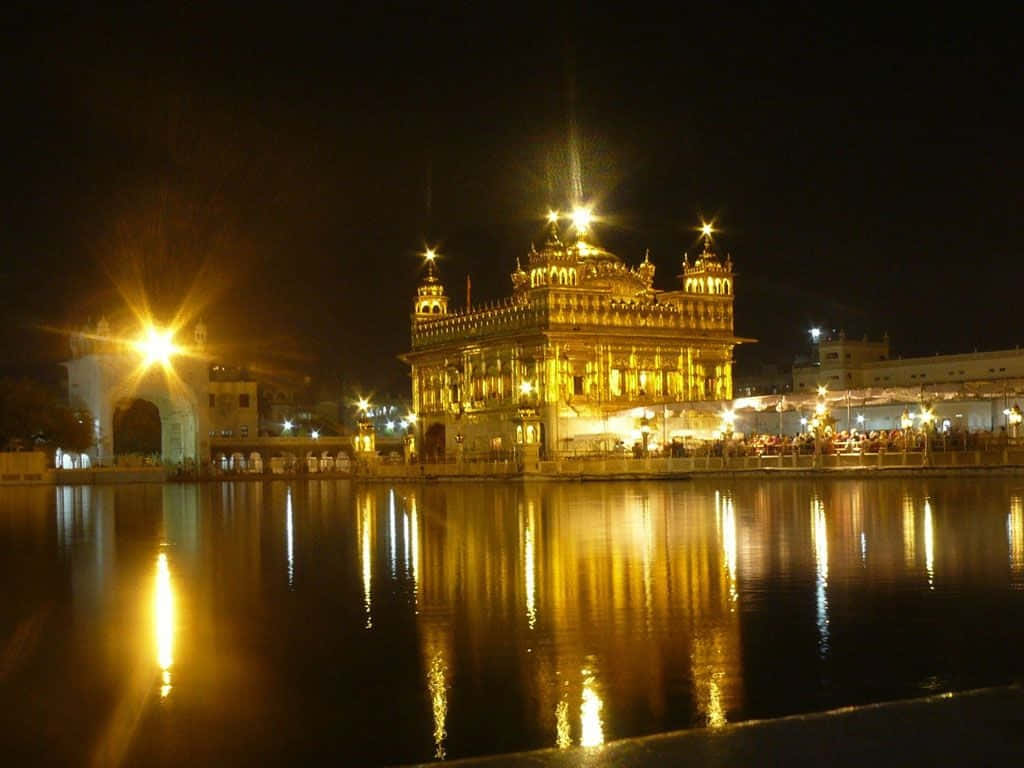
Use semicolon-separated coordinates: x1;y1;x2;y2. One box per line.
2;4;1021;393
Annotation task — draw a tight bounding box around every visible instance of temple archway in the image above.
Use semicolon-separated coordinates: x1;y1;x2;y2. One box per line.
113;399;161;456
424;423;446;461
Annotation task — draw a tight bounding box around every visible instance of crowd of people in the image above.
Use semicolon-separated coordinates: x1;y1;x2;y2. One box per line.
660;427;1018;458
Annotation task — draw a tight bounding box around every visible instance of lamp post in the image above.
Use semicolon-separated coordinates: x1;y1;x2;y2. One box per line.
1004;403;1022;443
720;407;736;461
918;403;935;466
811;386;833;468
900;408;913;454
776;397;786;436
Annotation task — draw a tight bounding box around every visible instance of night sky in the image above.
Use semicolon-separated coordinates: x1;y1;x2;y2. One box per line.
2;5;1020;394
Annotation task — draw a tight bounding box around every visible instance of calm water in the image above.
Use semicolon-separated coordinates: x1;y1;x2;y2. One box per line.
2;478;1024;764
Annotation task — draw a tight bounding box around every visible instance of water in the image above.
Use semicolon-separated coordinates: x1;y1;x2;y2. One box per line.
2;478;1024;764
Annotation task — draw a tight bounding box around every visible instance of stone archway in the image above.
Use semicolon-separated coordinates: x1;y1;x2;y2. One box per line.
113;398;162;456
424;423;446;461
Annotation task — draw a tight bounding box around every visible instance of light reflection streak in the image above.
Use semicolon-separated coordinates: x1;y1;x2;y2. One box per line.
860;531;867;563
641;496;653;629
811;496;829;657
924;499;934;590
1010;496;1024;575
410;495;420;606
706;674;726;728
555;694;571;748
427;652;448;759
902;496;916;566
403;511;410;571
720;493;738;605
286;487;294;588
579;666;604;747
155;552;174;698
389;489;397;575
360;497;373;629
524;501;537;630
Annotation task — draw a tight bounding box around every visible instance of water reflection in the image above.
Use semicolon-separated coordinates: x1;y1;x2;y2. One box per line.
286;487;295;588
579;664;605;747
8;478;1024;765
523;501;537;630
155;552;174;698
812;495;829;657
1009;495;1024;586
555;694;571;748
358;494;373;629
903;495;916;566
924;499;935;590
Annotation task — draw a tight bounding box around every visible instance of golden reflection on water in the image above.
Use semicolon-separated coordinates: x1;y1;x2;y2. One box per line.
903;495;916;566
359;495;373;629
555;694;571;748
286;488;294;589
812;496;829;656
1010;496;1024;580
719;492;738;606
579;665;604;747
524;501;537;630
155;552;174;698
410;494;420;606
924;499;935;590
425;637;449;760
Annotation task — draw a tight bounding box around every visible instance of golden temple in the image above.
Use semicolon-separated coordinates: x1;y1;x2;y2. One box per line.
403;215;751;459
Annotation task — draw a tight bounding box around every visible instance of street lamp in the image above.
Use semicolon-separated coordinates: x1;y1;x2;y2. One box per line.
918;404;935;465
809;327;822;343
283;419;293;433
1004;404;1022;441
311;429;320;440
900;408;914;454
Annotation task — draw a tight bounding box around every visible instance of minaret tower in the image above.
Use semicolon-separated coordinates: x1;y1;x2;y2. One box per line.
681;221;734;330
413;248;449;322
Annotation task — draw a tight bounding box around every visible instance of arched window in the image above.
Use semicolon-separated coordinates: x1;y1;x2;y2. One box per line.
569;269;577;285
698;278;705;293
432;304;440;313
723;278;731;294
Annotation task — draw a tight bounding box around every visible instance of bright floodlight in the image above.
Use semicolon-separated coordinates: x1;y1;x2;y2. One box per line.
701;221;714;238
856;414;865;424
720;408;736;426
424;248;437;262
570;206;593;233
520;380;534;396
810;327;821;342
405;412;418;424
816;385;828;397
357;397;370;413
283;419;293;432
311;429;320;440
385;420;394;430
137;326;178;367
546;209;559;224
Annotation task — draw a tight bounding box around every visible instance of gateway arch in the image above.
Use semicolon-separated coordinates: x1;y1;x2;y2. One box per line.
64;319;212;465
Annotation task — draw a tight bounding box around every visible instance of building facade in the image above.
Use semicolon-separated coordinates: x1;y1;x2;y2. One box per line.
65;319;256;464
794;333;1024;392
403;222;750;458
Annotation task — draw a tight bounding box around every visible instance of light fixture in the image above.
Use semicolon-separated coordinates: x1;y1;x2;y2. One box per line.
570;206;593;233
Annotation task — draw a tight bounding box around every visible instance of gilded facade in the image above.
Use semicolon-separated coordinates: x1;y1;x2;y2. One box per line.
403;222;749;458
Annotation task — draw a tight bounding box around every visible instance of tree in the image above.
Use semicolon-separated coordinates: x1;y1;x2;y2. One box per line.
0;378;93;452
